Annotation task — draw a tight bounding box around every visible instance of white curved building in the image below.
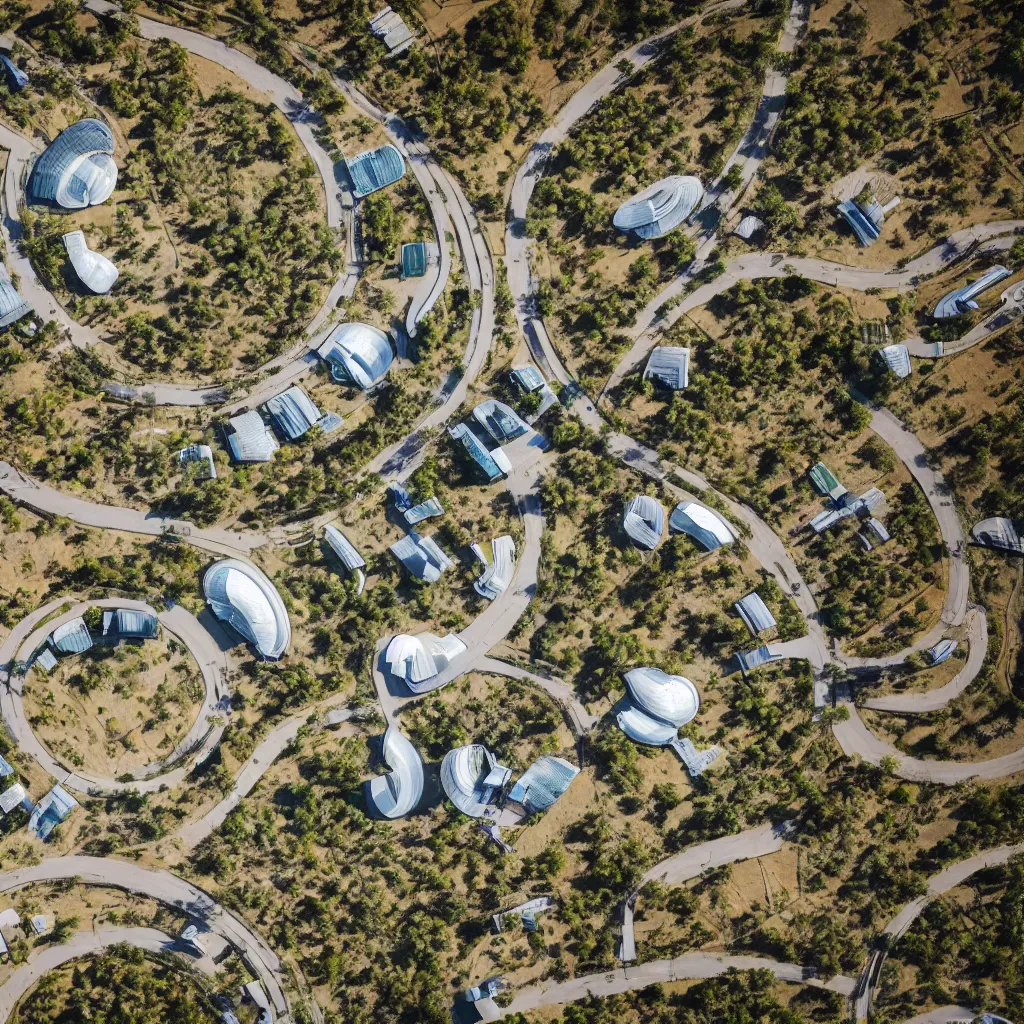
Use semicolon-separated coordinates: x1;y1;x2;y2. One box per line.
879;344;911;379
612;176;703;239
31;119;117;209
318;323;394;389
506;756;579;815
203;559;291;659
933;266;1010;319
384;632;467;693
63;231;118;294
669;501;736;551
623;495;665;550
972;517;1024;554
367;726;424;819
472;400;529;444
440;744;511;818
474;535;515;601
616;667;700;747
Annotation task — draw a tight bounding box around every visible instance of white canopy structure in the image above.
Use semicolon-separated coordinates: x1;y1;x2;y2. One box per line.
623;495;665;550
226;410;278;463
62;230;118;294
616;667;700;747
474;536;515;601
390;531;453;582
613;176;703;239
733;215;765;240
0;265;31;329
323;524;366;594
670;501;736;551
31;119;117;209
933;266;1011;318
879;344;911;378
384;632;467;693
735;592;777;636
264;386;321;441
440;744;511;818
643;347;689;389
472;400;529;444
318;323;394;389
367;726;424;819
203;559;291;659
369;6;415;55
972;517;1024;554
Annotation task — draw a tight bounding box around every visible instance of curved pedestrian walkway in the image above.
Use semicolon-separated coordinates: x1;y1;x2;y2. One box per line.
0;462;266;558
855;841;1024;1020
0;857;291;1019
171;699;354;851
620;821;792;962
0;596;229;796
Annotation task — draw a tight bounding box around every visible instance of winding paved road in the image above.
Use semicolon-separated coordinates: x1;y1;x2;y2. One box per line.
0;462;266;557
0;857;290;1019
0;596;229;795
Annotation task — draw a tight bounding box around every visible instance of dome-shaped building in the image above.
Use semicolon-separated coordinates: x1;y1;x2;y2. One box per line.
203;559;291;659
616;667;700;747
31;119;117;209
623;495;665;550
613;176;703;239
318;322;394;390
440;744;511;818
367;725;424;819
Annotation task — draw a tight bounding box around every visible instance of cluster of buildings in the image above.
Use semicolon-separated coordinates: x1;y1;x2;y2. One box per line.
365;722;580;822
806;461;890;548
622;494;738;553
224;384;342;464
0;753;75;843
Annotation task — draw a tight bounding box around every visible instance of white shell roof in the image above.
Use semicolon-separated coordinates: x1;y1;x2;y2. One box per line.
973;517;1024;554
51;617;93;654
616;704;678;746
441;744;505;818
879;344;911;378
203;558;291;659
623;495;665;550
472;400;529;444
367;725;424;819
613;176;703;239
318;322;393;390
324;524;366;571
264;385;321;440
507;756;579;814
385;632;467;692
63;230;118;294
933;265;1010;318
733;215;765;240
669;501;736;551
624;667;699;728
735;592;777;636
474;535;515;601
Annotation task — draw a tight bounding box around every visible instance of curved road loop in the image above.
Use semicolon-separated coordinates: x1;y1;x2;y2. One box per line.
0;596;229;795
0;857;290;1019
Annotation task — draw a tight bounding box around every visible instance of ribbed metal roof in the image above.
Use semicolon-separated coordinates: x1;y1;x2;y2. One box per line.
735;592;777;636
669;501;735;551
733;215;764;240
836;199;882;247
612;176;703;239
928;639;958;665
0;265;31;329
934;266;1010;318
324;524;366;571
643;347;689;389
616;703;678;746
972;517;1024;554
114;608;158;638
203;558;291;659
318;322;393;389
51;617;92;654
390;531;453;582
63;230;118;294
345;145;405;198
264;386;321;441
623;667;699;728
507;756;579;814
226;410;279;462
879;344;911;378
31;119;117;209
367;726;424;819
449;423;505;481
1;56;28;91
404;497;444;526
384;632;467;693
511;366;545;392
623;495;665;550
